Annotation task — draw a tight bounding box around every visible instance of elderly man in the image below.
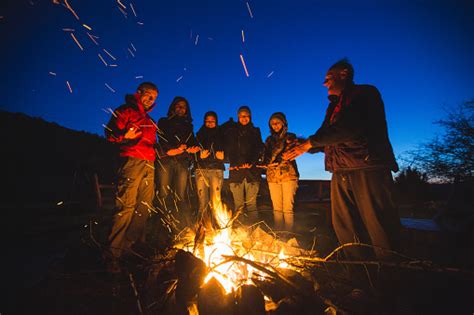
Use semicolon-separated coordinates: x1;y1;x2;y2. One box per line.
285;59;400;260
104;82;159;272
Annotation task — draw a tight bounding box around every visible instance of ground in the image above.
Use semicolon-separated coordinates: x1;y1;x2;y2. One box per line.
3;199;474;314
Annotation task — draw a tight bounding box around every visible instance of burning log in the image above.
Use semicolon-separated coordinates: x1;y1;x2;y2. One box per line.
197;277;232;315
234;284;265;315
175;249;208;308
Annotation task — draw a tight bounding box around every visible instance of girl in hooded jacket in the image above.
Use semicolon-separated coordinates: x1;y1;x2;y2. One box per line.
195;111;225;229
263;112;300;232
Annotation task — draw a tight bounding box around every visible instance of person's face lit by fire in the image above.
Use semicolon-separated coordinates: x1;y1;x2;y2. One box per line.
205;116;217;128
174;101;187;117
323;67;348;97
270;118;283;133
238;112;251;126
138;88;158;110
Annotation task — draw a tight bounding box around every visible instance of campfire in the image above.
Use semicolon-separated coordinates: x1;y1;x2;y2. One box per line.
180;200;304;294
146;199;325;314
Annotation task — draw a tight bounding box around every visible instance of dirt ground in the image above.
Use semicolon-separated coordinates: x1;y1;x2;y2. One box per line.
3;200;473;314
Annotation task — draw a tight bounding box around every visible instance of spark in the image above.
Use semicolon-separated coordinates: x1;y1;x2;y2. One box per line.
70;33;84;51
118;5;128;18
208;37;213;41
194;34;199;46
103;48;116;60
176;75;183;82
137;21;144;25
82;24;92;30
146;163;155;170
117;0;127;10
102;124;113;132
105;83;116;93
239;54;250;77
127;48;135;57
267;71;274;78
49;71;57;76
87;32;99;45
135;75;143;79
98;53;108;66
109;64;118;67
64;0;80;20
157;133;168;142
246;2;254;18
130;3;137;17
156;158;166;172
57;201;64;206
107;107;118;117
62;28;75;32
185;132;193;143
66;80;73;93
130;42;137;52
241;29;245;43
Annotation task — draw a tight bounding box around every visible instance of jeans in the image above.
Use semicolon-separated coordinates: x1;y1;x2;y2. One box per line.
268;180;298;231
229;178;260;224
157;158;191;229
108;157;155;258
195;168;224;228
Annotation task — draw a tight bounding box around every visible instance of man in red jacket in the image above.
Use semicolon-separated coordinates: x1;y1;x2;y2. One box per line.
285;60;400;261
104;82;158;272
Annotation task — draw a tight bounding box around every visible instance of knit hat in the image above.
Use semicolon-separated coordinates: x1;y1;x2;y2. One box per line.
203;111;218;124
237;105;251;116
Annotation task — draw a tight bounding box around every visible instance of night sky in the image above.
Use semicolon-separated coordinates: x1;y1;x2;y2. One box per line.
1;0;473;179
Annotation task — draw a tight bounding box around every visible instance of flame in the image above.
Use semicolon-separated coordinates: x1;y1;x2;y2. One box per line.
184;198;297;294
197;200;257;293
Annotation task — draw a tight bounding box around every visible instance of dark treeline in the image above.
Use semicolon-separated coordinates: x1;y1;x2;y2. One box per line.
1;110;117;203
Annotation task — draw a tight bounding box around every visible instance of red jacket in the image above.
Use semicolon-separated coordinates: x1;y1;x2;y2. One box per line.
105;94;157;161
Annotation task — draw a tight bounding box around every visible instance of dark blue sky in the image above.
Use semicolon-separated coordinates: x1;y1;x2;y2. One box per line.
1;0;473;179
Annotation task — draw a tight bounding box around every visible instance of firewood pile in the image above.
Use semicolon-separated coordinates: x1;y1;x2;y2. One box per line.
136;225;357;315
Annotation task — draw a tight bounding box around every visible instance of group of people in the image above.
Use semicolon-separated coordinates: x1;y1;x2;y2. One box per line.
103;59;402;272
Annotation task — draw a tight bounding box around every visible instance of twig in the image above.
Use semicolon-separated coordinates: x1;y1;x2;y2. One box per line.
323;242;414;261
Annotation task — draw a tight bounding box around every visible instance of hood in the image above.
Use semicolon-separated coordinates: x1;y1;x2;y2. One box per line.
203;111;218;125
167;96;192;121
268;112;288;135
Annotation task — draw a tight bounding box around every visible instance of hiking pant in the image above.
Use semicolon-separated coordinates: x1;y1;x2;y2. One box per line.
229;178;260;224
157;158;192;229
331;168;401;260
268;180;298;231
195;168;224;228
108;156;155;258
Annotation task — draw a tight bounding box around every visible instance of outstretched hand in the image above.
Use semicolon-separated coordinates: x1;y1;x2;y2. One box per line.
186;146;201;154
124;127;142;139
200;149;210;159
215;151;224;160
282;140;312;160
167;144;187;156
